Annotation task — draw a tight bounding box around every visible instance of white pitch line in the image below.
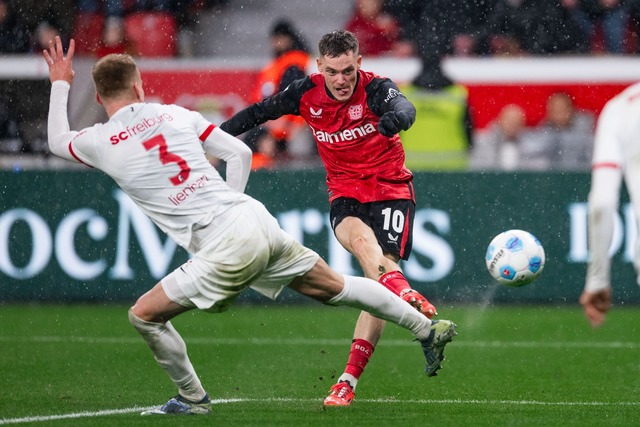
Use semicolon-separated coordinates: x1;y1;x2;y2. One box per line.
0;336;638;349
0;407;154;425
0;398;638;425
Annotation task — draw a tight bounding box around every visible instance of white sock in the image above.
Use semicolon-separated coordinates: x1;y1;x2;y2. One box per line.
337;373;358;390
128;309;207;402
327;275;431;341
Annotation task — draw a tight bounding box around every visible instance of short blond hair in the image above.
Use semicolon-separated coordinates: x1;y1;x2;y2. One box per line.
91;54;139;100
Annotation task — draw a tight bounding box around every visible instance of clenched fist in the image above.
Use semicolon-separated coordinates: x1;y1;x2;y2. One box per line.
378;111;414;137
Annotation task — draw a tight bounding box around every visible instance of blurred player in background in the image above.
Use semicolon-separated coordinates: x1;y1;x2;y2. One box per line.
581;82;640;328
250;19;312;160
221;29;439;406
43;36;456;415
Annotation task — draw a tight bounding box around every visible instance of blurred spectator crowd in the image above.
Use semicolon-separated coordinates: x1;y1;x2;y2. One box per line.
0;0;228;158
354;0;640;58
0;0;636;170
4;0;640;58
469;92;595;171
0;0;230;57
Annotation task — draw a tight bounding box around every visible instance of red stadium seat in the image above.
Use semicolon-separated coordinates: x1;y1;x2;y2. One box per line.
73;12;105;56
124;12;177;57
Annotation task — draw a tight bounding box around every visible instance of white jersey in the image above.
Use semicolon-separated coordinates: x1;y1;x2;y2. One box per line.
48;81;319;308
591;82;640;169
585;82;640;292
48;81;252;253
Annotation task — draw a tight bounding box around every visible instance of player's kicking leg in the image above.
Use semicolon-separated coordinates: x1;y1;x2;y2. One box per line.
289;258;457;388
323;271;438;406
325;215;438;406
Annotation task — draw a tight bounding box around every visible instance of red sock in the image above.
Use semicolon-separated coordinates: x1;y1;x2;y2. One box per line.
379;270;410;296
344;339;375;379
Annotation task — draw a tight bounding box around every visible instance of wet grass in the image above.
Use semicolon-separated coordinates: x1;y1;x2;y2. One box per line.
0;303;639;426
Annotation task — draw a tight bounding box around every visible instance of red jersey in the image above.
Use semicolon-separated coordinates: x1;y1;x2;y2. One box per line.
221;69;415;203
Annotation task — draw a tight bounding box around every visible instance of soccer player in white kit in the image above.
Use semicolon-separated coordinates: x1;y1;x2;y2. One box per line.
43;37;457;415
582;82;640;328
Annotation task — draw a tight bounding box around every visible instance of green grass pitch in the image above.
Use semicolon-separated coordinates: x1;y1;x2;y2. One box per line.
0;303;638;426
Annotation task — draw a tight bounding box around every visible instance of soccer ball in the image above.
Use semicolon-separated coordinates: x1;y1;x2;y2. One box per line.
485;229;545;287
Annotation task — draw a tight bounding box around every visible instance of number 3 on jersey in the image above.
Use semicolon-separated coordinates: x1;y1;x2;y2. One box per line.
142;134;191;185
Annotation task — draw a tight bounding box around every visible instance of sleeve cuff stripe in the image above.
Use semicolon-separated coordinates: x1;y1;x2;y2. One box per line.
199;124;216;142
68;142;93;168
592;162;620;170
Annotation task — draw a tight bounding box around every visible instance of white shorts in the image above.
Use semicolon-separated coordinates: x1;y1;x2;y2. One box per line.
162;198;320;312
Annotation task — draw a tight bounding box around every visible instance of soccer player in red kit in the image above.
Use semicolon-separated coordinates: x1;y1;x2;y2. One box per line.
221;30;441;406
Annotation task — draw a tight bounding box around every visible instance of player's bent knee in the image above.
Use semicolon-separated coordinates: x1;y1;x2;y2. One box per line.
128;307;146;332
129;301;152;323
128;307;162;334
129;303;142;319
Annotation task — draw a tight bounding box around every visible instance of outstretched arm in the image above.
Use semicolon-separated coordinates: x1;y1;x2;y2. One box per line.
220;77;309;136
43;36;79;162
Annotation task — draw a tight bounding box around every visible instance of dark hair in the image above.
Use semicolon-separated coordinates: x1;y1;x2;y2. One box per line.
271;18;308;52
318;29;359;58
91;54;138;99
